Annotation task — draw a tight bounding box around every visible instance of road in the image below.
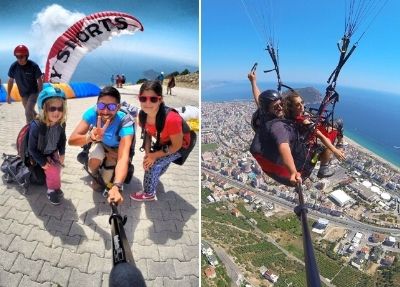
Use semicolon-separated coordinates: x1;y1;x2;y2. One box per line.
204;168;400;236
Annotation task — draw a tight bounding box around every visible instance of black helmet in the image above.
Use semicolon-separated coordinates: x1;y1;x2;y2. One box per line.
259;89;281;111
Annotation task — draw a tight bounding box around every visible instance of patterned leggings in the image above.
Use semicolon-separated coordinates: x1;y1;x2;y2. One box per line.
143;152;181;195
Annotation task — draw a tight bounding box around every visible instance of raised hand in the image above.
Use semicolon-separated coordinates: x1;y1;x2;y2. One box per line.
91;116;110;142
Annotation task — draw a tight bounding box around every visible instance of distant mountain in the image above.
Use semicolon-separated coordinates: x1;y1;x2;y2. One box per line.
283;87;323;104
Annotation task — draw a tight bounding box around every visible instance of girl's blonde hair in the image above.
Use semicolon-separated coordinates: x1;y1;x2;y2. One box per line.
38;98;67;125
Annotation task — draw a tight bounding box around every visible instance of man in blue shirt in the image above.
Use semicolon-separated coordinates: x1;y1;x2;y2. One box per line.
7;45;43;123
68;86;134;204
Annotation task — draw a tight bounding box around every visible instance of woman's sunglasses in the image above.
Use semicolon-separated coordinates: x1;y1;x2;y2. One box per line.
97;102;118;111
138;96;161;103
47;106;64;112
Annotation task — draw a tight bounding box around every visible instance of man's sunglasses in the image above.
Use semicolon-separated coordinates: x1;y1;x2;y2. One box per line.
15;55;26;60
97;102;118;111
138;96;161;103
47;106;64;112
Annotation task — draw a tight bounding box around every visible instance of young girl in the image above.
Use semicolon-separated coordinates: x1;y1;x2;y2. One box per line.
28;86;67;205
131;80;190;201
283;92;345;178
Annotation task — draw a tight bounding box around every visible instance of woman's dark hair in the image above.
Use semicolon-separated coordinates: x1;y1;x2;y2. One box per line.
98;86;121;103
139;80;163;97
138;80;166;128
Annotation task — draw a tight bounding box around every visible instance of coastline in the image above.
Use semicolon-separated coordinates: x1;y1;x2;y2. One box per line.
344;135;400;173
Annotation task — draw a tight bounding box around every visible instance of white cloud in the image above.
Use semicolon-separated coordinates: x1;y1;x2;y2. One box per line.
30;4;85;70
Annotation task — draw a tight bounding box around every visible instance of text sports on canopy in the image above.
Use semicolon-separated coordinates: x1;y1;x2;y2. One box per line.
44;11;144;83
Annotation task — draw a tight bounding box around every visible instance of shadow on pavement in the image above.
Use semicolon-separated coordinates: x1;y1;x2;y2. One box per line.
147;183;197;245
7;182;86;246
78;173;142;250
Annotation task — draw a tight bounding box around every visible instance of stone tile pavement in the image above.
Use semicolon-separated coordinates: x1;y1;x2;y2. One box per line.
0;86;199;287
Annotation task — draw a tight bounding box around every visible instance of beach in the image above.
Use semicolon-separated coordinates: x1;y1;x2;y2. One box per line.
344;135;400;173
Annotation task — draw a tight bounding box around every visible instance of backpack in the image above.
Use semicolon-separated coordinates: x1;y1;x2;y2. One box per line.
17;120;47;165
1;120;48;191
139;105;197;165
1;154;31;190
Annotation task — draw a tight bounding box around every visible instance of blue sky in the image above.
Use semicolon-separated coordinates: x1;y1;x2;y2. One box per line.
202;0;399;94
0;0;198;84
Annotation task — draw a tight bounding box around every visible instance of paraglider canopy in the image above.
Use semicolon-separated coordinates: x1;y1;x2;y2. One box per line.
44;11;143;83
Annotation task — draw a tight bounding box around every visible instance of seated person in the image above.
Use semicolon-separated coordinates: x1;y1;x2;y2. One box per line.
68;86;134;204
248;71;303;186
283;91;345;178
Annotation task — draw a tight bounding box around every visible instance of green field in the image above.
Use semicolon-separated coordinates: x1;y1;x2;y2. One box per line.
202;200;394;287
202;143;219;153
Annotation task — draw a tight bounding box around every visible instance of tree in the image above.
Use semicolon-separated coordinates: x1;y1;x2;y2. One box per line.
180;69;190;75
136;78;147;84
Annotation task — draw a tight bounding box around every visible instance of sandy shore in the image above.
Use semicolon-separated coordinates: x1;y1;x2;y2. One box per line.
344;135;400;173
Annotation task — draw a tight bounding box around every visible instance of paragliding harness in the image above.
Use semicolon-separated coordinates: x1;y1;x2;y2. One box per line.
138;106;197;166
249;42;319;186
76;101;137;195
1;120;55;193
250;113;317;186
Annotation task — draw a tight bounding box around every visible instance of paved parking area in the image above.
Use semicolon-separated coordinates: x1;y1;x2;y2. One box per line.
0;85;199;287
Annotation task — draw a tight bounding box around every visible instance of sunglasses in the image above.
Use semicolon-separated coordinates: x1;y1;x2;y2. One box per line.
97;102;118;111
15;55;26;60
138;96;161;103
47;106;63;112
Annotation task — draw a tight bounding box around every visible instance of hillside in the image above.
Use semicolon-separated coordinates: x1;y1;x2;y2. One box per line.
283;86;322;104
171;72;199;89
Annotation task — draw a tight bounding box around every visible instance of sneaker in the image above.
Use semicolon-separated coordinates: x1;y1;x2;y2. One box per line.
55;189;64;198
317;166;335;178
47;191;61;205
130;192;157;202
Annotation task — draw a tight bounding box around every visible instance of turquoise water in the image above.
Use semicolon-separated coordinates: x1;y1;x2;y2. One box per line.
202;81;400;168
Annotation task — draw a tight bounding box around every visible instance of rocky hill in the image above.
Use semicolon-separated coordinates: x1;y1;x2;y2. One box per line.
173;72;199;89
283;86;322;104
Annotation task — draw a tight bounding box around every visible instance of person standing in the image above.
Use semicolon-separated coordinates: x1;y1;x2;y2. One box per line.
7;44;43;123
167;75;176;95
28;86;67;205
156;72;164;85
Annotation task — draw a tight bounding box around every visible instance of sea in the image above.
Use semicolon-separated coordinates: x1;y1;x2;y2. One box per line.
202;81;400;169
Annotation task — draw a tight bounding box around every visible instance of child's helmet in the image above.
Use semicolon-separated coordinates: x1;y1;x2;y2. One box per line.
37;86;66;112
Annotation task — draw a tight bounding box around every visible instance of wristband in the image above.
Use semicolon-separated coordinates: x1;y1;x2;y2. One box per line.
113;182;123;192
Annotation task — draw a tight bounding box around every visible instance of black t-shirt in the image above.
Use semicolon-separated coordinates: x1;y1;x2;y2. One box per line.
8;60;42;97
258;116;297;165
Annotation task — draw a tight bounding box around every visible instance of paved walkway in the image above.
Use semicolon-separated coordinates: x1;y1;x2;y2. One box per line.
0;85;199;287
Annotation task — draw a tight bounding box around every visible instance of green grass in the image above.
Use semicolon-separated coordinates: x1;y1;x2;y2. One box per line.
202;143;218;153
202;200;382;287
202;188;213;203
202;204;254;232
332;266;374;287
